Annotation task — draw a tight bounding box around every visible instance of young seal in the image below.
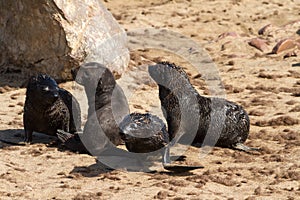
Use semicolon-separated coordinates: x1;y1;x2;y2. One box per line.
58;63;202;172
57;62;129;154
148;62;259;152
119;112;168;154
57;63;151;171
23;74;81;143
119;112;203;172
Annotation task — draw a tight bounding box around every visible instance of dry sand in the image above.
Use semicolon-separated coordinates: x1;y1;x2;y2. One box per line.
0;0;299;199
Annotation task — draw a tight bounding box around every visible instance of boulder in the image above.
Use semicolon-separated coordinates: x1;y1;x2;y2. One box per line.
0;0;129;81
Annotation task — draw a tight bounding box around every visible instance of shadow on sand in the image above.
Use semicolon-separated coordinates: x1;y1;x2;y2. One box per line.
71;161;115;177
0;129;202;176
292;62;300;67
0;129;59;148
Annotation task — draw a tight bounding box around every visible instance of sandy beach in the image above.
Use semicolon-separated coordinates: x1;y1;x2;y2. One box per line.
0;0;299;199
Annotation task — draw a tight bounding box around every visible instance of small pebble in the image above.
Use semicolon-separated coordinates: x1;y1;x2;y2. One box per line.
272;39;296;54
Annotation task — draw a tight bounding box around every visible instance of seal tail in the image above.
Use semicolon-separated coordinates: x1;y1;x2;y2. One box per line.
233;143;261;152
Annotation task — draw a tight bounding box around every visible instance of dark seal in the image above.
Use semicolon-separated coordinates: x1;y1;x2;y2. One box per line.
119;112;203;172
58;62;129;154
119;112;171;165
148;62;259;152
23;74;81;143
119;112;168;153
58;62;203;172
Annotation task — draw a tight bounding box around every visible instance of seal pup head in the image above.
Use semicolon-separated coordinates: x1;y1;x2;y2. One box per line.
148;61;191;91
26;74;59;106
72;62;116;97
119;112;168;154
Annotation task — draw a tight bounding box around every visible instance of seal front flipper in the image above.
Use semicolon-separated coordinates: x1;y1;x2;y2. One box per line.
232;143;261;152
170;155;187;161
57;129;74;143
162;145;203;173
57;130;88;154
163;163;204;173
162;146;171;164
23;129;33;144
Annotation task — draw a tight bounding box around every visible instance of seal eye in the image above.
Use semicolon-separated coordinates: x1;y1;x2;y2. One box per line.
43;86;49;92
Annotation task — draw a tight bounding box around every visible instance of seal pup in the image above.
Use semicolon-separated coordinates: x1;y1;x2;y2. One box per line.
57;62;129;155
148;62;259;152
119;112;203;172
58;63;202;172
58;63;156;171
119;112;168;153
71;62;129;146
23;74;81;143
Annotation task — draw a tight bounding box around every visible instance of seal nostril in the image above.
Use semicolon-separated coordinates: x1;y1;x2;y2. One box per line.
53;92;59;98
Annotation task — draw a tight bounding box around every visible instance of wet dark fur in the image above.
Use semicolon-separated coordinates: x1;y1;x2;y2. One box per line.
148;62;250;149
58;62;129;154
119;112;169;153
58;63;204;171
72;62;129;146
23;74;81;143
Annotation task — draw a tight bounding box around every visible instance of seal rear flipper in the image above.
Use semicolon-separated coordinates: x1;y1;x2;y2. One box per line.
233;143;261;152
97;147;153;172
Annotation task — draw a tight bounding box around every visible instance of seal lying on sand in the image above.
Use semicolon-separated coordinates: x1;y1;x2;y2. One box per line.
119;113;168;153
119;112;170;164
148;62;259;152
23;74;81;143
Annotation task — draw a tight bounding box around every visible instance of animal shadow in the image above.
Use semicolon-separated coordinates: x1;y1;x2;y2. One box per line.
292;63;300;67
0;129;57;148
71;161;115;177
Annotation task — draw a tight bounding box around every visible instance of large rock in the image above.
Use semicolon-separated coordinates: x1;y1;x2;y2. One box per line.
0;0;129;81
